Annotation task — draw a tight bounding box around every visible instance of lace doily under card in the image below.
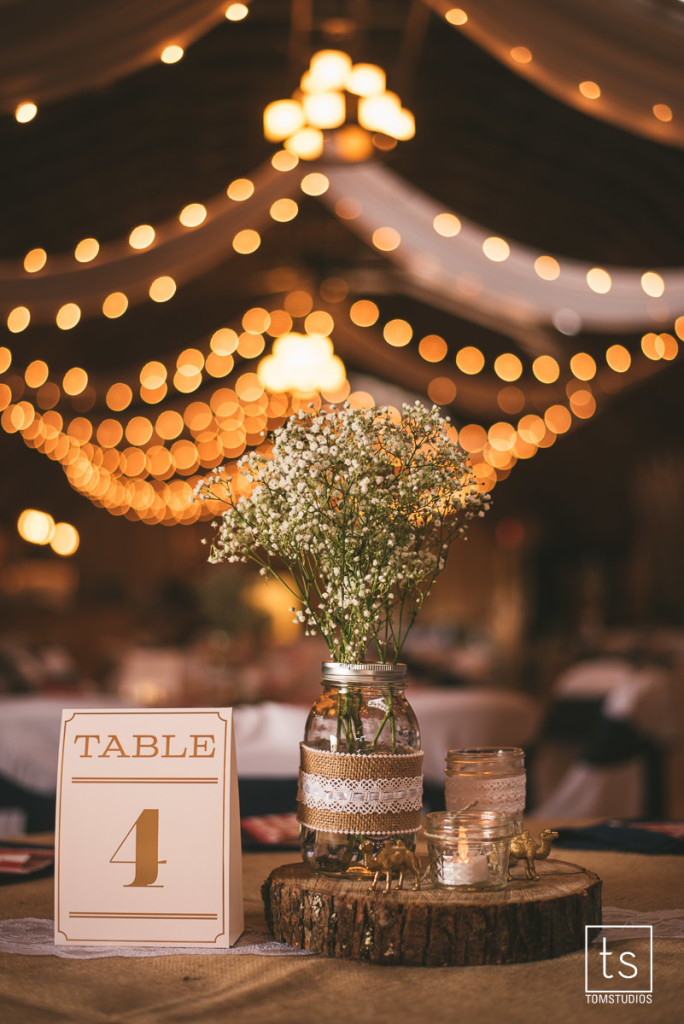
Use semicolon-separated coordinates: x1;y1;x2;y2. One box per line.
445;773;526;814
0;918;315;958
297;746;423;835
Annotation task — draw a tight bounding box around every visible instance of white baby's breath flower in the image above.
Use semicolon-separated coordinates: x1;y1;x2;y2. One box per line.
195;402;488;662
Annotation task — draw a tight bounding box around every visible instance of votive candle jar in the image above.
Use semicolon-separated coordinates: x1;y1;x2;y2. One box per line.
425;810;514;891
445;747;526;833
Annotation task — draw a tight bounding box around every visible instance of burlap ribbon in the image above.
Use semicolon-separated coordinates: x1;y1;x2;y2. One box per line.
297;744;423;836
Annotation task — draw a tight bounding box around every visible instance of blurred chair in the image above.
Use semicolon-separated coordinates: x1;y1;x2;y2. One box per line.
530;660;676;819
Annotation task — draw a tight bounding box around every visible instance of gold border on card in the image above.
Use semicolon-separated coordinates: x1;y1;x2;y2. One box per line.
57;709;231;945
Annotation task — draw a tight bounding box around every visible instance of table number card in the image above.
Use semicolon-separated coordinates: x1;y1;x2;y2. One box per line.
55;708;243;947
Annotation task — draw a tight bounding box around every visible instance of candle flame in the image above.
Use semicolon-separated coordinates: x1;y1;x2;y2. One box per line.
457;826;469;863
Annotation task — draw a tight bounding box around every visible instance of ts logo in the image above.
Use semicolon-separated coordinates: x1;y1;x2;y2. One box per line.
585;925;653;1002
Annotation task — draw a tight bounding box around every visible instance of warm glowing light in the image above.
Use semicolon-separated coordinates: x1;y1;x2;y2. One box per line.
640;271;665;297
74;237;99;262
140;361;167;389
532;355;560;383
335;196;362;219
235;372;265;403
544;404;572;434
301;172;329;196
263;99;305;142
427;377;457;405
579;81;601;99
418;334;447;362
179;203;207;227
243;307;271;334
270;198;298;222
237;332;265;358
605;344;631;373
272;149;298;171
106;382;133;411
156;409;184;439
0;348;11;374
445;8;468;26
510;47;532;64
7;307;30;333
62;367;88;395
284;128;324;160
347;391;375;410
358;93;414;139
16;102;38;123
568;389;596;419
225;3;249;20
494;353;523;381
227;178;254;201
284;290;313;317
383;319;413;347
346;64;385;97
456;346;485;375
129;224;155;249
24;248;47;272
433;213;461;237
211;328;239;355
518;414;546;444
17;509;55;545
177;348;205;372
56;303;81;330
160;45;184;64
458;424;487;453
482;236;510;261
102;291;128;318
149;276;176;302
653;104;673;123
258;332;345;394
305;310;334;335
553;309;582;335
570;352;597;380
332;124;374;162
50;522;80;556
658;333;679;360
586;267;612;293
674;316;684;342
308;50;352;91
534;255;560;280
498;386;525;414
302;91;345;130
25;360;49;389
350;300;379;327
126;416;154;446
488;422;516;452
372;226;401;251
232;229;261;254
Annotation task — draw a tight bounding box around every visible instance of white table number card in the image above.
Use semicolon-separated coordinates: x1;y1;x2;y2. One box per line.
55;708;243;947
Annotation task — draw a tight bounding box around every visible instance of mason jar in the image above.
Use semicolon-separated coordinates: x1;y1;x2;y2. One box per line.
298;662;423;878
445;747;526;833
425;810;514;891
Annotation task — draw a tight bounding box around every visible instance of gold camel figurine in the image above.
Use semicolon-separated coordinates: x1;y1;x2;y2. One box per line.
507;828;559;881
360;838;422;893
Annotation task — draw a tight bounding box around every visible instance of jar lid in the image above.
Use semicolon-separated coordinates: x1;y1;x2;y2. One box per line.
446;747;525;765
321;661;407;684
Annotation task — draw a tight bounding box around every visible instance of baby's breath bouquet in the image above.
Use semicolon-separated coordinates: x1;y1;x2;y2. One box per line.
198;401;489;664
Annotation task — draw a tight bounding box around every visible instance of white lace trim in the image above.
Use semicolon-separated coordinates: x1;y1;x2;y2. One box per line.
298;771;423;815
445;773;526;813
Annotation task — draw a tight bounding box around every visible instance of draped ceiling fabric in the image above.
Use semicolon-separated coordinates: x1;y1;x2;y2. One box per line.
428;0;684;148
321;162;684;351
0;0;230;113
6;157;683;348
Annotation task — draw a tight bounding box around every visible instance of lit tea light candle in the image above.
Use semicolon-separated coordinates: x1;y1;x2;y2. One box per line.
425;811;514;891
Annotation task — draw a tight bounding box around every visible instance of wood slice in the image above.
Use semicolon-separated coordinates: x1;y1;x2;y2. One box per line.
262;858;602;966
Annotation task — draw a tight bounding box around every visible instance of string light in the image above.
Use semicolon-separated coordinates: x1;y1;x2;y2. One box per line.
15;102;37;123
160;45;184;64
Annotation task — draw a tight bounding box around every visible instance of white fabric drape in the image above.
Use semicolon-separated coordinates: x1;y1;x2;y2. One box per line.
0;1;231;114
427;0;684;149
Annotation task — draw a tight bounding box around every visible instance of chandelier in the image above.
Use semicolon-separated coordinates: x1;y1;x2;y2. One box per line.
263;48;415;161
